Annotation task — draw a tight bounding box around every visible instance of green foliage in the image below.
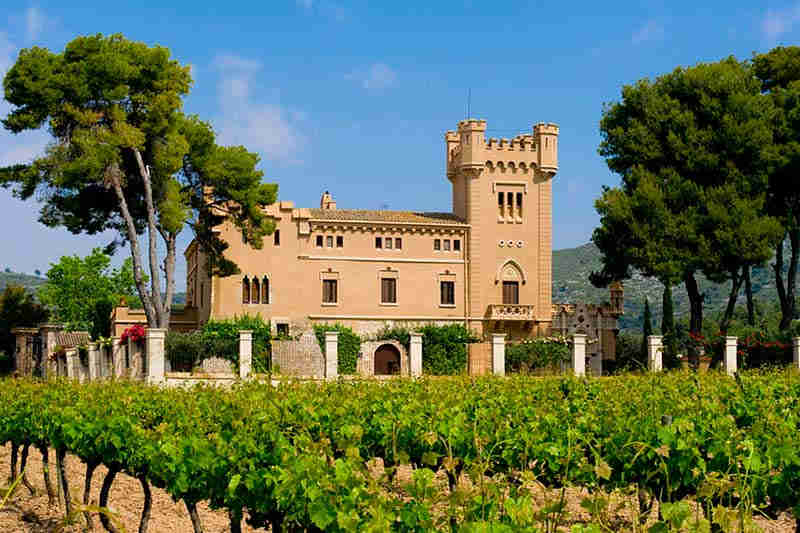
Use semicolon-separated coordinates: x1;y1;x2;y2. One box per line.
37;248;138;335
0;33;278;328
373;325;412;348
506;337;569;373
606;331;645;373
165;314;271;371
594;56;783;337
0;372;798;530
313;324;360;374
0;286;49;374
419;324;478;375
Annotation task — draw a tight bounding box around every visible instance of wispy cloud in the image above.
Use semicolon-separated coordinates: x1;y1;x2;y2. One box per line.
212;54;304;163
762;4;800;41
346;63;397;90
631;20;664;45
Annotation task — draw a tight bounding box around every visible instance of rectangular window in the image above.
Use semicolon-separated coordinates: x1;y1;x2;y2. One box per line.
395;237;402;249
262;277;269;304
316;235;323;247
385;237;393;249
326;236;333;248
443;239;451;251
381;278;397;304
502;281;520;305
498;192;504;206
274;229;280;246
434;239;441;251
454;239;461;251
440;281;455;305
376;237;383;249
276;323;289;338
506;192;513;207
516;192;523;211
336;236;344;248
322;279;338;303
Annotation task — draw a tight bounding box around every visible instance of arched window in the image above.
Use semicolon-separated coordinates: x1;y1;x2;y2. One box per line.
242;277;250;304
262;276;270;304
252;277;260;304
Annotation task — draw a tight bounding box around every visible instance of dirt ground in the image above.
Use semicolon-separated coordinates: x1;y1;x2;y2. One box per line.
0;444;795;532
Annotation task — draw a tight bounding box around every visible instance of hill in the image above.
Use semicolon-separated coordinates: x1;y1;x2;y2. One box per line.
0;271;46;293
552;243;779;332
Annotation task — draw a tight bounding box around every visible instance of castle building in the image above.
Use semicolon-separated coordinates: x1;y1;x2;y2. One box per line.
178;119;622;371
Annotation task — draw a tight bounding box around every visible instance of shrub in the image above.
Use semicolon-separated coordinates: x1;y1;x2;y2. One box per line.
419;324;478;375
373;325;411;349
313;324;360;374
164;314;271;372
506;336;569;373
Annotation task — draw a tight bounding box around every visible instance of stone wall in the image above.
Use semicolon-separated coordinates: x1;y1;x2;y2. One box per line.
271;331;325;377
468;342;491;375
358;340;408;376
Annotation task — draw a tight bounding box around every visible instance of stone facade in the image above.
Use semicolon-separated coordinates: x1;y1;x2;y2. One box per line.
358;340;408;376
271;331;325;377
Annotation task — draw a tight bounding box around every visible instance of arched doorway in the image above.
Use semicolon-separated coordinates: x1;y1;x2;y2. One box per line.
374;343;401;375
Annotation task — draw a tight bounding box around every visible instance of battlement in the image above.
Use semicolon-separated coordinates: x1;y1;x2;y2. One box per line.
457;119;487;132
534;122;559;135
485;135;536;152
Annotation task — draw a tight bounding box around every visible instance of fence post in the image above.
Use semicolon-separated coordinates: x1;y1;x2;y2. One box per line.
409;333;423;377
239;330;253;379
492;334;506;376
572;334;587;377
794;337;800;370
87;343;99;381
723;336;738;376
65;349;78;380
324;331;339;379
145;329;166;385
647;335;663;372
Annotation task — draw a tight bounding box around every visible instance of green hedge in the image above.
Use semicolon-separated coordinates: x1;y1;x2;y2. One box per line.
313;324;360;374
506;337;569;373
419;324;478;375
165;314;271;372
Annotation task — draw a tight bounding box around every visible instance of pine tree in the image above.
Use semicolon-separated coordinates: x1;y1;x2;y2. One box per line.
641;298;652;366
661;284;676;366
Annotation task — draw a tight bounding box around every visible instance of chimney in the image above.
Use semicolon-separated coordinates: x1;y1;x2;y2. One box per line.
320;190;337;210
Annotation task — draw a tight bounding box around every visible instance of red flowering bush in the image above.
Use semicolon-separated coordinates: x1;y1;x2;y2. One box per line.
688;331;722;361
737;330;791;368
120;324;147;344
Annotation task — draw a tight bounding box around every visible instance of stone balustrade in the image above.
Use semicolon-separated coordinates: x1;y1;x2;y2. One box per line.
487;304;535;321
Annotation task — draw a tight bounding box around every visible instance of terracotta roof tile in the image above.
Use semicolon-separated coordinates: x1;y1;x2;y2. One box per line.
309;209;466;225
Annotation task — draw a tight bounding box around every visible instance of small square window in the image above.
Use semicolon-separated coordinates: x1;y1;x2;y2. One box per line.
454;239;461;251
276;323;289;338
434;239;441;251
443;239;451;251
274;229;280;246
326;236;333;248
336;236;344;248
376;237;383;249
386;237;393;249
395;237;402;249
316;235;323;247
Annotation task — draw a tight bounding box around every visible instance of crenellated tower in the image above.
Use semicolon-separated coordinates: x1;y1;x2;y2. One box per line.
445;118;559;338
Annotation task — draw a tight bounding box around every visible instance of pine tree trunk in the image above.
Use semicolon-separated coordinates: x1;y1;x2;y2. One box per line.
99;468;120;533
185;500;205;533
744;266;755;326
776;231;800;330
38;445;55;505
720;267;744;334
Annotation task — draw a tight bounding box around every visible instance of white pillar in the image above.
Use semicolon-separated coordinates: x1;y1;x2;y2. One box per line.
111;337;123;377
647;335;663;372
65;349;78;379
409;333;423;377
87;343;99;381
572;334;587;377
723;336;738;376
794;337;800;370
492;334;506;376
145;329;166;385
324;331;339;379
239;330;253;379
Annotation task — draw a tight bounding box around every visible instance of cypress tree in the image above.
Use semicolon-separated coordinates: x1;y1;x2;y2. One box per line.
661;284;676;367
641;298;652;365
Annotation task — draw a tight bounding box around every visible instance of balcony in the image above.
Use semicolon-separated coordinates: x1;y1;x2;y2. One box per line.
487;304;535;321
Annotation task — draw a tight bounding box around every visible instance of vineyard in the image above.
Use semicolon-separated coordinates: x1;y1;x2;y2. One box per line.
1;373;800;532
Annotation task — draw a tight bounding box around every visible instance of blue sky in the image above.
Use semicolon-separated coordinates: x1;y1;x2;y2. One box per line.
0;1;796;287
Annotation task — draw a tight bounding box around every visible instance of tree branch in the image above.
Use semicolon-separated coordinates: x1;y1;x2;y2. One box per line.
134;149;165;328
